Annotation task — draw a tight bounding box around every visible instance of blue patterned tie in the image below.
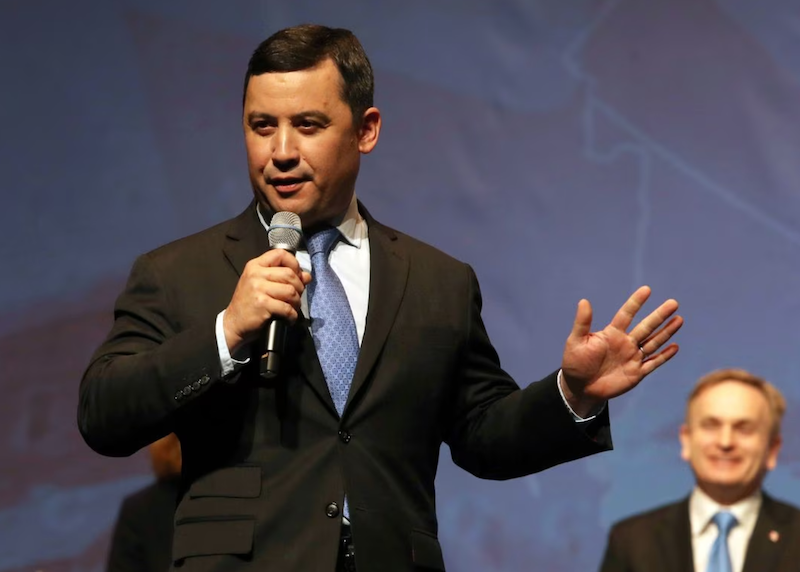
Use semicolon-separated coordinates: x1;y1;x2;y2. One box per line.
707;511;737;572
306;228;359;417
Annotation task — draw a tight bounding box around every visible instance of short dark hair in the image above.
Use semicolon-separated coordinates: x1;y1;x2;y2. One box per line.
243;24;374;122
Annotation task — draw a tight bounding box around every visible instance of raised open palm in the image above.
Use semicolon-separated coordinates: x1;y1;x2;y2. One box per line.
561;286;683;413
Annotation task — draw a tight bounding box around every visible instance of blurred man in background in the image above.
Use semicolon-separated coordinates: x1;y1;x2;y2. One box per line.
600;368;800;572
106;433;181;572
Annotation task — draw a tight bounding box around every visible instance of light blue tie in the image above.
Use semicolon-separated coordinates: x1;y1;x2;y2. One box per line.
306;228;359;417
707;511;737;572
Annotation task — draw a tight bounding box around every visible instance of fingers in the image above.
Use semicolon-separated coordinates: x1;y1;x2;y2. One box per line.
251;249;309;292
608;286;681;346
569;299;593;339
641;343;680;376
224;251;310;349
241;258;307;315
628;297;679;345
609;285;651;331
254;248;305;274
575;287;681;349
638;313;683;378
637;315;683;356
255;249;312;286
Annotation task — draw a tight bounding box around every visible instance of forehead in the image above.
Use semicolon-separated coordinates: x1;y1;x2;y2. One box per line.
688;380;770;421
243;59;348;115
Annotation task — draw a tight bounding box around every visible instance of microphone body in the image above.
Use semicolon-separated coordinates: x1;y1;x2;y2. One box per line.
261;320;286;379
260;211;303;379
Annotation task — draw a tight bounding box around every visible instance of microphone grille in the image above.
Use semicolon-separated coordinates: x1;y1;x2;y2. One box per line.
268;211;302;252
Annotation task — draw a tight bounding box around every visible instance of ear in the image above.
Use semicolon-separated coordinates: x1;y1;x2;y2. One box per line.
357;107;381;154
766;434;782;471
679;424;691;462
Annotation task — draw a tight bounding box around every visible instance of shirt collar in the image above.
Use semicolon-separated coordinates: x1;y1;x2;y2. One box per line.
331;194;366;249
689;486;762;536
255;194;366;251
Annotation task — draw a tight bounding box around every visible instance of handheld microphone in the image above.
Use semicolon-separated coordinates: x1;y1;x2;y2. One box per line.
260;211;303;379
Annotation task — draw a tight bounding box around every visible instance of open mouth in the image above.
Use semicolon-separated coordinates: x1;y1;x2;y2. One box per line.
271;177;307;193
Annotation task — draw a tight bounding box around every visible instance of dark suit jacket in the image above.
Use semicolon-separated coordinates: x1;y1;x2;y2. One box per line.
107;478;179;572
80;201;612;571
599;493;800;572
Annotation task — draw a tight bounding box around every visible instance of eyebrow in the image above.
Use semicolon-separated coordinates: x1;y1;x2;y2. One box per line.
698;415;758;425
246;111;332;124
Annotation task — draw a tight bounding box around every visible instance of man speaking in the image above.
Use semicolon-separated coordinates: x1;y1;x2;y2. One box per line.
79;24;683;571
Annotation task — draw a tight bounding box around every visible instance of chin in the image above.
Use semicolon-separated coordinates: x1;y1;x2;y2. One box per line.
697;465;741;484
264;198;311;220
705;474;757;496
706;466;746;480
707;477;746;488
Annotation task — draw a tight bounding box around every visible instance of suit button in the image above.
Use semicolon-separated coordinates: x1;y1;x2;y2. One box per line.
192;381;201;391
325;502;340;518
199;374;210;385
182;386;192;396
174;392;183;401
338;430;352;444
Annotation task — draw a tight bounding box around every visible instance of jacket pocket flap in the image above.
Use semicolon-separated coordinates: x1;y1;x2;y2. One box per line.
411;529;445;570
173;517;254;560
189;466;261;498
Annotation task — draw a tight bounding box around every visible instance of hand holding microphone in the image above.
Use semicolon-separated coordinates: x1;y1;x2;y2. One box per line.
222;211;309;376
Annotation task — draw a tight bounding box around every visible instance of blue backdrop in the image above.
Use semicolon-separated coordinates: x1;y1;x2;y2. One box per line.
1;0;799;570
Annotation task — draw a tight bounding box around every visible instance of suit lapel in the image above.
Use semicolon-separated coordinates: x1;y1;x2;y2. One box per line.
294;323;338;415
222;200;271;276
343;208;408;416
656;499;695;572
742;494;789;572
222;201;336;414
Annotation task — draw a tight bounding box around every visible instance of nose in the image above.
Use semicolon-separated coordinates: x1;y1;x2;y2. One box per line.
718;425;734;449
271;125;300;170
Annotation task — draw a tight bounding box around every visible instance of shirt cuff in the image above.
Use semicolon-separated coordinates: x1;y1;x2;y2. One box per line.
216;310;250;377
557;369;606;423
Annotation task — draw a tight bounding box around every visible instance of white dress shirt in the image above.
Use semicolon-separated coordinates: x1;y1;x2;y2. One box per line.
690;487;762;572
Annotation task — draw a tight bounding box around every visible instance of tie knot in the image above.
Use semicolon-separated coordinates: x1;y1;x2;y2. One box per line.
712;511;738;536
307;227;342;258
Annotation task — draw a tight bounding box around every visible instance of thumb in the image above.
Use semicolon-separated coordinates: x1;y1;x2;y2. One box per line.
570;299;593;340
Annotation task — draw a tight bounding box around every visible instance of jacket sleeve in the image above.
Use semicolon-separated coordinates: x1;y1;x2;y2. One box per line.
444;263;612;480
78;252;225;457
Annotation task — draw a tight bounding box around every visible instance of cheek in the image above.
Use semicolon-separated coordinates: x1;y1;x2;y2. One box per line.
691;435;714;453
693;442;721;466
744;442;770;466
245;138;270;169
309;142;341;169
316;138;359;171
